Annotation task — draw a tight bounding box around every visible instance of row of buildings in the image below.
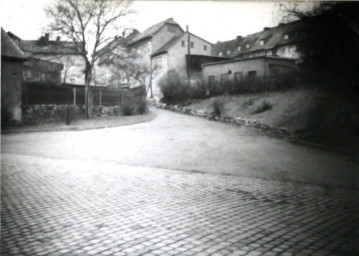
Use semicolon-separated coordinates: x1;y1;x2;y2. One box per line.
2;17;301;122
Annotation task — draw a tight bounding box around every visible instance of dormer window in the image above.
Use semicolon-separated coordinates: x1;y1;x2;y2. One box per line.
246;44;250;49
219;52;223;57
237;46;241;52
284;34;289;40
226;50;231;55
260;40;264;46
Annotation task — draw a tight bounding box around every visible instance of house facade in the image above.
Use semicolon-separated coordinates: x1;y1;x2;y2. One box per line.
204;21;301;87
202;56;296;86
1;28;27;122
151;32;213;96
212;21;302;59
23;58;63;86
10;33;85;85
98;18;215;98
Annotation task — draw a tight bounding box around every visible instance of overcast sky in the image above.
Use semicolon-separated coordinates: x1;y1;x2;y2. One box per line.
1;0;289;43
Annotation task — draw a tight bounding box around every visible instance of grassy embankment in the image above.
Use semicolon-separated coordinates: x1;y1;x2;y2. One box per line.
187;88;359;151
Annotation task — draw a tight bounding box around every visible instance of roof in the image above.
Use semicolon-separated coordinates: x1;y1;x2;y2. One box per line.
151;32;213;57
18;39;80;56
129;18;183;45
1;27;26;60
212;20;303;58
202;56;297;67
98;29;140;57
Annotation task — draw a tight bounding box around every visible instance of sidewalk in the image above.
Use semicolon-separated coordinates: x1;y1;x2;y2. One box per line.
1;111;157;133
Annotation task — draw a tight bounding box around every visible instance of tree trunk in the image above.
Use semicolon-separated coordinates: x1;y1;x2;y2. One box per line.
85;61;93;118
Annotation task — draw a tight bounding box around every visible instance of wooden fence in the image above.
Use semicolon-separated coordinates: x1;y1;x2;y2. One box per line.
22;82;145;106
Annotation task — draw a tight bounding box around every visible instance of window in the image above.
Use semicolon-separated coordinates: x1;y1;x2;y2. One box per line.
208;75;215;85
221;73;229;85
237;46;241;52
219;52;223;57
246;44;250;49
260;40;264;46
234;72;243;82
204;45;207;51
181;40;185;47
248;71;257;79
226;50;231;55
284;34;289;40
190;42;194;48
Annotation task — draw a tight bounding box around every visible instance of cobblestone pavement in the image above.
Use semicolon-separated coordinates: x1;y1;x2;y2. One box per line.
2;153;359;256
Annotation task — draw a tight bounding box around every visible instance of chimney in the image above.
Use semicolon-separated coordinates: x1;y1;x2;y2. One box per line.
263;27;270;31
56;36;61;42
236;35;243;40
45;33;49;41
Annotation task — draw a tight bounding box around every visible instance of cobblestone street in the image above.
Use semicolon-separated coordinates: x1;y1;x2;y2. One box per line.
2;153;359;256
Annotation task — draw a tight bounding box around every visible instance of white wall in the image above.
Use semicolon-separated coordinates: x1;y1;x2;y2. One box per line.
151;24;183;53
167;33;212;77
151;53;168;98
202;57;295;84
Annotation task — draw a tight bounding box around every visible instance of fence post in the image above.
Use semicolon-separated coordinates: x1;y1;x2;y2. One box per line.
99;89;102;106
73;87;76;106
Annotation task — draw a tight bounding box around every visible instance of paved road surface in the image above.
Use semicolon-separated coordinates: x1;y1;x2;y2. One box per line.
2;108;359;255
2;108;359;189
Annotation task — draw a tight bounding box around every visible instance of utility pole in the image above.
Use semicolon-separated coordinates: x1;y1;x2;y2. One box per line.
186;25;191;88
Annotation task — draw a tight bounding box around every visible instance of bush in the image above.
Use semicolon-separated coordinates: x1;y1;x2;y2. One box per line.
212;98;225;118
136;99;148;114
1;106;13;128
64;105;74;125
251;100;273;114
159;72;188;104
121;102;134;116
242;98;254;108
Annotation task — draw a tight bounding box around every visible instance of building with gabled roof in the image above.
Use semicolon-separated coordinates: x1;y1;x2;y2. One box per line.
150;31;218;96
98;17;215;98
212;20;302;59
203;21;302;89
10;32;85;85
129;18;184;47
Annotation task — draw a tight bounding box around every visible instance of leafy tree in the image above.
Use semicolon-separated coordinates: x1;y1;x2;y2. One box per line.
285;2;359;94
46;0;134;117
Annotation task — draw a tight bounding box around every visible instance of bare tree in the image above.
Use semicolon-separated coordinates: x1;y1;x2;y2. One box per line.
45;0;134;117
100;41;160;98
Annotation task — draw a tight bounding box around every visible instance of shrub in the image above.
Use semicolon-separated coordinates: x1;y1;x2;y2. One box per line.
242;98;254;108
212;98;225;118
64;105;74;125
251;100;273;114
159;72;188;104
1;106;13;128
136;99;148;114
121;102;134;116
